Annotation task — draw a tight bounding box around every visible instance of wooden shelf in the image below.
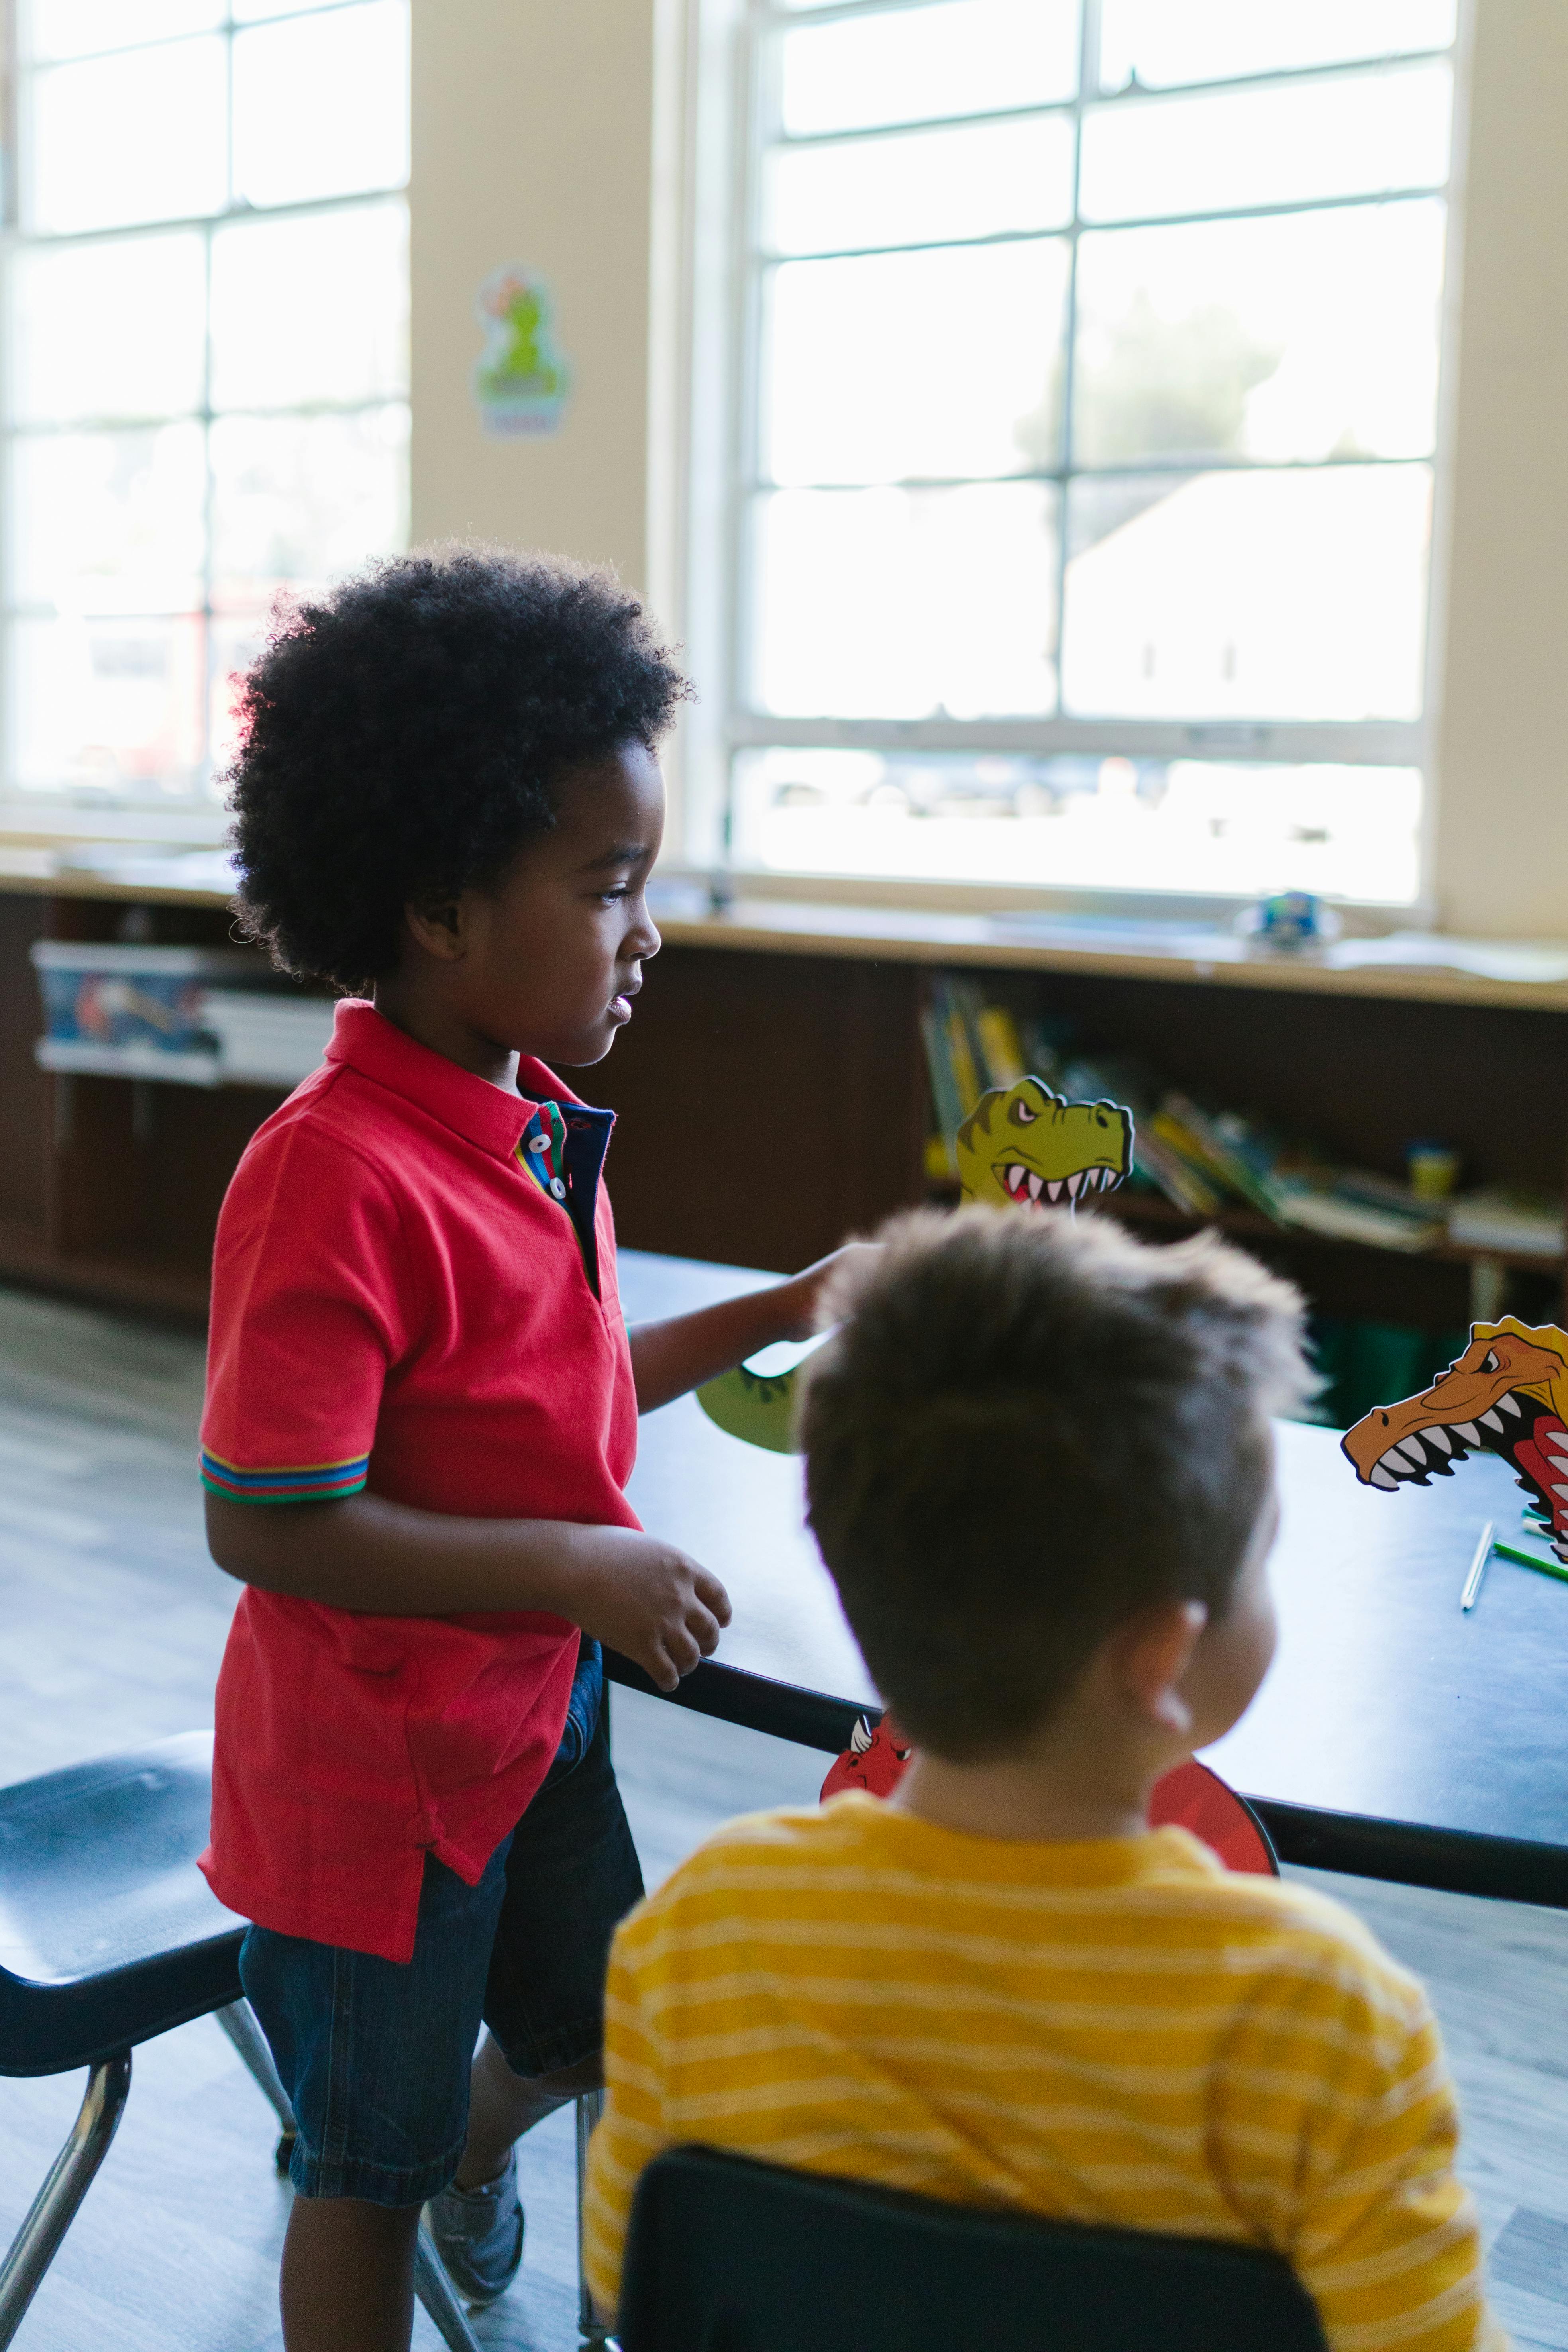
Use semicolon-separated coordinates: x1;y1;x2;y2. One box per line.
0;1218;209;1324
923;1181;1565;1277
2;881;1564;1329
6;849;1568;1010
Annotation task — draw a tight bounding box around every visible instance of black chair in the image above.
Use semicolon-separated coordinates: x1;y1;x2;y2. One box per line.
0;1733;483;2350
618;2144;1330;2352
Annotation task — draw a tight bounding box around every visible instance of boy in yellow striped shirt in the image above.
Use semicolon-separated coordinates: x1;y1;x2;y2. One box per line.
584;1210;1503;2351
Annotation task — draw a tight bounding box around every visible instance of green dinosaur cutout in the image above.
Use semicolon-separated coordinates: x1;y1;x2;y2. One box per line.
698;1075;1136;1456
696;1360;801;1453
956;1076;1133;1210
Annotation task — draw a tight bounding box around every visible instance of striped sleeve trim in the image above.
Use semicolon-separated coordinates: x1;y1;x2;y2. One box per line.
200;1448;369;1504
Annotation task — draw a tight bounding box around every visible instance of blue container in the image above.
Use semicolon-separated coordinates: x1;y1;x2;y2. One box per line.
30;942;259;1083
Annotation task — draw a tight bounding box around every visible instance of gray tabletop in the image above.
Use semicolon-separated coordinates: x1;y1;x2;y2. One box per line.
619;1250;1568;1901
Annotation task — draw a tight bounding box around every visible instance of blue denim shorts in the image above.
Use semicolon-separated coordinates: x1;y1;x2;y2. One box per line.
239;1642;644;2205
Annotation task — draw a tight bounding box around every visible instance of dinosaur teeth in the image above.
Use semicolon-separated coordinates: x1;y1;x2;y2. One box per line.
1498;1393;1522;1417
1376;1449;1415;1481
1370;1466;1399;1489
1480;1409;1505;1433
1067;1173;1084;1200
1450;1423;1480;1445
1026;1172;1044;1202
1396;1438;1429;1466
1424;1425;1452;1453
1048;1181;1064;1202
1553;1485;1568;1503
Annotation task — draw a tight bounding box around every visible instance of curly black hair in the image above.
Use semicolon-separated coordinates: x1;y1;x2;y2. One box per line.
226;546;690;991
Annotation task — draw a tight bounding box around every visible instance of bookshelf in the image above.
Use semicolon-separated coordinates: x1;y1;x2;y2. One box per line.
0;874;1564;1348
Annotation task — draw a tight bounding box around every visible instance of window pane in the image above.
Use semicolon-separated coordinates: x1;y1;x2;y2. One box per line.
212;202;409;411
1079;62;1451;224
1061;466;1431;721
754;483;1060;718
1073;200;1445;468
764;112;1074;257
209;610;271;779
732;746;1420;902
210;405;410;610
779;0;1078;137
24;0;226;61
765;241;1069;486
232;0;364;15
10;422;207;614
26;37;228;231
1100;1;1457;94
10;613;204;793
8;231;206;425
232;2;410;208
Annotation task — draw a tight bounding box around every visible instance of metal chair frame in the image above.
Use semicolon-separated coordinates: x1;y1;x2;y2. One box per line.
0;1732;616;2352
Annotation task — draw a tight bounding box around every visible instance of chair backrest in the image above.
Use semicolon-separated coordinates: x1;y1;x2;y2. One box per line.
618;2145;1329;2352
0;1732;243;2076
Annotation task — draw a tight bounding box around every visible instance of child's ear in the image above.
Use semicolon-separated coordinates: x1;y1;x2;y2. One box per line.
1113;1600;1208;1738
404;897;469;962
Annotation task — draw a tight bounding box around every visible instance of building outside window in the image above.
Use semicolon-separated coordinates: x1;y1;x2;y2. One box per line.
1;0;410;807
711;0;1460;909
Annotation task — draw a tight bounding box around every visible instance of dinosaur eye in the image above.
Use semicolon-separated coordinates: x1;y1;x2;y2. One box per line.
1009;1096;1039;1126
1482;1350;1499;1373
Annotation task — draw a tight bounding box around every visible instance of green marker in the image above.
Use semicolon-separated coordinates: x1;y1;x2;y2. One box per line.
1493;1538;1568;1586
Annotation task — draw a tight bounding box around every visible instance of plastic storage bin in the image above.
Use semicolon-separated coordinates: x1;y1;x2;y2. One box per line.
30;942;257;1085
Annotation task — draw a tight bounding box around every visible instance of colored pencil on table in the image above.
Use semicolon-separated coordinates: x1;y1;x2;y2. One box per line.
1460;1521;1495;1611
1493;1538;1568;1586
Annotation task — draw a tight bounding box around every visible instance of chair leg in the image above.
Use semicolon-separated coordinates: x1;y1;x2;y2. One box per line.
576;2089;611;2346
413;2223;485;2352
0;2052;132;2350
215;1999;296;2132
216;1997;299;2172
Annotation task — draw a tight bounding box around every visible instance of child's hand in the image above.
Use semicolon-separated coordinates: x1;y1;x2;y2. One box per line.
774;1242;881;1342
569;1526;732;1692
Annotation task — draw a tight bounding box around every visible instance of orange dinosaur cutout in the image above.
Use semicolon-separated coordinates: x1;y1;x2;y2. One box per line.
1342;1317;1568;1563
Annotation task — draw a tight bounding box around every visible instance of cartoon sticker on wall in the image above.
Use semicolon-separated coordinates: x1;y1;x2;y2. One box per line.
473;265;570;437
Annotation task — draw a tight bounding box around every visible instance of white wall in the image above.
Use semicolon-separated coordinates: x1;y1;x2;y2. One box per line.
411;0;1568;942
1429;0;1568;938
410;0;656;585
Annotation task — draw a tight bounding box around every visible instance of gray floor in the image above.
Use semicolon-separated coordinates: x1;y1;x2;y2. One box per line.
1;1288;1566;2349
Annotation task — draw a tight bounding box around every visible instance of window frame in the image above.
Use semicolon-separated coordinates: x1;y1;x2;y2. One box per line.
664;0;1468;918
0;0;410;823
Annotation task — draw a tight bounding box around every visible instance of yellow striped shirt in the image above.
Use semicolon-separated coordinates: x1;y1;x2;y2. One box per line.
583;1795;1503;2350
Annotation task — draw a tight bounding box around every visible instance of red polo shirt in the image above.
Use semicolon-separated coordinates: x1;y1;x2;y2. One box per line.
198;1000;639;1962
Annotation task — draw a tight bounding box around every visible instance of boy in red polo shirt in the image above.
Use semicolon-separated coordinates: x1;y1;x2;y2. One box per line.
200;550;864;2352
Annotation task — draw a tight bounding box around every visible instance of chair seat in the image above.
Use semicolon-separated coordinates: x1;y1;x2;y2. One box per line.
0;1733;244;2077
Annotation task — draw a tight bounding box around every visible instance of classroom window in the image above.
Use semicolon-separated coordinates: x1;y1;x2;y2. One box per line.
1;0;411;803
722;0;1458;906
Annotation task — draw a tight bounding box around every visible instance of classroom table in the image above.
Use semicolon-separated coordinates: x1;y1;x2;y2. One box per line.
614;1250;1568;1908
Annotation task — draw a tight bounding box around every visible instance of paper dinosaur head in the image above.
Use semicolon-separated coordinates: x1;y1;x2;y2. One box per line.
697;1073;1136;1454
954;1077;1134;1211
1341;1317;1568;1561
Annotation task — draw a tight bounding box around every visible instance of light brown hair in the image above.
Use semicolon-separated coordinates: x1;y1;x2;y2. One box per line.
800;1209;1312;1761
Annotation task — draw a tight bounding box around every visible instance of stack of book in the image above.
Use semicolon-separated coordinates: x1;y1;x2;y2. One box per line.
919;975;1045;1178
1446;1187;1566;1259
918;973;1557;1263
